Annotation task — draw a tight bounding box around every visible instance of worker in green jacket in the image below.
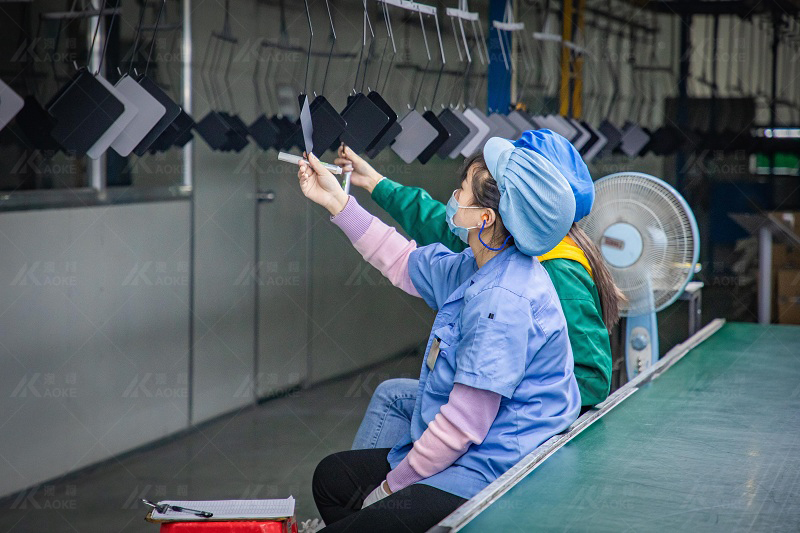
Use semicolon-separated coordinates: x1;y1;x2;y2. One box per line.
341;130;623;451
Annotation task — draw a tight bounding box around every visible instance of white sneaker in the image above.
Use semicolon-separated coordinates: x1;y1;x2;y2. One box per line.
298;518;325;533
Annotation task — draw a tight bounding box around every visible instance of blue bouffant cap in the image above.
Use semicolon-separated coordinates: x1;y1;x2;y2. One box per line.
483;137;576;256
514;129;594;222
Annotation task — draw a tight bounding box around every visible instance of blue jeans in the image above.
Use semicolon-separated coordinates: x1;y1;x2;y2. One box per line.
351;378;419;450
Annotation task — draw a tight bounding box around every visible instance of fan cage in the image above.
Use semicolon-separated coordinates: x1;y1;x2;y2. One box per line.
578;172;699;316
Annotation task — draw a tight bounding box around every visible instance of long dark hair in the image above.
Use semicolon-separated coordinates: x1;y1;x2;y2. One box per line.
569;223;625;331
461;153;623;331
460;153;514;249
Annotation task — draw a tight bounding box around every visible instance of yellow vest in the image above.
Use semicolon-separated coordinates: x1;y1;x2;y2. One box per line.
537;236;593;279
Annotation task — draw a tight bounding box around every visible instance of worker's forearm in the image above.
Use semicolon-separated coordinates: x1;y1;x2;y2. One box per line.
330;195;420;297
386;384;501;492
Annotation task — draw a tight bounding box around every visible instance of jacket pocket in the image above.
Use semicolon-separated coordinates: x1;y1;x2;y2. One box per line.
424;322;460;396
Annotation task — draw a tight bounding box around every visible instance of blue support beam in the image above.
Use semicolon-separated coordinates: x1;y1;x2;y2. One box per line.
487;0;512;113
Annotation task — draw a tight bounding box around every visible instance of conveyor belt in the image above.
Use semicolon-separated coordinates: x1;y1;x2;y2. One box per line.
435;322;800;532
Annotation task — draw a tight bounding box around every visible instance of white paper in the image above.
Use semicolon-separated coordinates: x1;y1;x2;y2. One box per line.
150;497;295;522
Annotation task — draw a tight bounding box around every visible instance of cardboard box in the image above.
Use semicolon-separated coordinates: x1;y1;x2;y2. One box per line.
770;246;800;318
777;269;800;325
771;211;800;236
772;243;800;269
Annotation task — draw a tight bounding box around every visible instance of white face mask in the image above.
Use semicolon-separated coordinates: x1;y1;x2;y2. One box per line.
446;190;483;243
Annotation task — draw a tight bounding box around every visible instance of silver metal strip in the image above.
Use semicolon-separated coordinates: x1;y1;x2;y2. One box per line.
89;0;105;194
378;0;437;16
445;8;478;21
622;318;725;389
431;318;727;533
493;21;525;31
183;0;194;427
182;0;193;188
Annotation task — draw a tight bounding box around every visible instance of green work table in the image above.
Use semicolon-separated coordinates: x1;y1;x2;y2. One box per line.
437;322;800;532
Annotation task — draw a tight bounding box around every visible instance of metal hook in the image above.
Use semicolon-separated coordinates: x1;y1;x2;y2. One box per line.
317;0;337;96
380;1;397;94
302;0;313;96
95;5;118;76
223;37;238;113
420;11;432;63
253;44;264;112
127;0;148;75
427;6;448;109
200;29;216;108
210;37;226;109
374;21;391;90
143;0;167;78
361;34;378;93
451;15;463;63
353;1;368;92
412;10;432;110
86;1;103;68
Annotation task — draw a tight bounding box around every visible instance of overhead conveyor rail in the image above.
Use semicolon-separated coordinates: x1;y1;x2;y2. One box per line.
432;319;800;532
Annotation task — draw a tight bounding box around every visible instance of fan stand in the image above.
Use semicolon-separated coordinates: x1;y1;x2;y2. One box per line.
587;172;700;382
600;222;659;378
625;312;659;379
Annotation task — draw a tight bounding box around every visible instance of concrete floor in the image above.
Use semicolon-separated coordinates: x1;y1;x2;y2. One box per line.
0;355;421;533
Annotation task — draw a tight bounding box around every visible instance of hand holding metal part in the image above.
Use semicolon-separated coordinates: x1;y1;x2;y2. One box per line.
296;152;350;216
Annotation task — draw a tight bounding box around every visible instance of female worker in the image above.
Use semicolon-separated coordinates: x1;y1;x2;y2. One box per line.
298;137;580;532
341;130;622;452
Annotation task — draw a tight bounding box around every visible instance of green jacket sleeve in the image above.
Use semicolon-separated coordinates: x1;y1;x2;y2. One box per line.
371;179;611;405
371;178;468;252
542;260;613;407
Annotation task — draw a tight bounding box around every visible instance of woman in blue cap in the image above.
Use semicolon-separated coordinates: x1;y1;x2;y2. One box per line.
342;130;621;452
298;137;580;532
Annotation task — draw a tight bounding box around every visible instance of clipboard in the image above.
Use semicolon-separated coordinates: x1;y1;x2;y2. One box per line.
144;498;296;524
145;511;296;525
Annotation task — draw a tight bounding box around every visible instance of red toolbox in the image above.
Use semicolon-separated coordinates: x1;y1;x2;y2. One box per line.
159;519;297;533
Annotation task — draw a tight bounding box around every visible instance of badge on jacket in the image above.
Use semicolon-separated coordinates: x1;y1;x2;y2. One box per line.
427;338;441;371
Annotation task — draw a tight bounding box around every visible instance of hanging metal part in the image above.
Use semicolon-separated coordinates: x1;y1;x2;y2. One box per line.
248;32;280;151
336;0;393;154
415;6;453;163
296;0;346;157
383;0;441;163
493;1;524;72
363;0;403;157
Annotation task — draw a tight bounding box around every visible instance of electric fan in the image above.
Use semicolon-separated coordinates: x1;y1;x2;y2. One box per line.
579;172;700;378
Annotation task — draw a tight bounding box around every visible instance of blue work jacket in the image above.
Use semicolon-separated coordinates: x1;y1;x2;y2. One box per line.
387;244;581;499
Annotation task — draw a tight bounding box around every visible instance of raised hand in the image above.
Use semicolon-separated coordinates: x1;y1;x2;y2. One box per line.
297;152;349;215
334;143;385;193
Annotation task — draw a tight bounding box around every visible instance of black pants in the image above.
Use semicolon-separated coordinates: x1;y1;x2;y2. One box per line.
312;448;466;532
